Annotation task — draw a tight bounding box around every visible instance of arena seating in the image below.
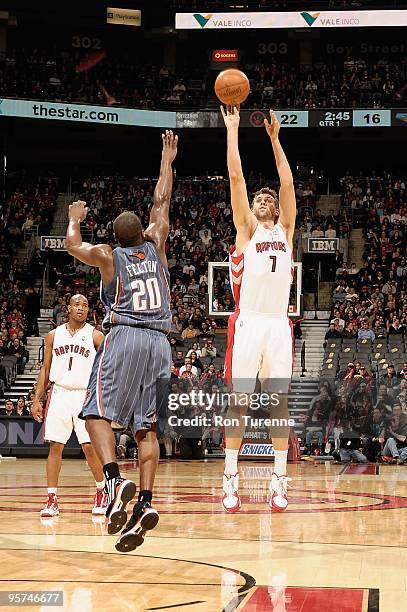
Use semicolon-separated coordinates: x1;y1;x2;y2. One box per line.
1;47;405;110
0;176;57;408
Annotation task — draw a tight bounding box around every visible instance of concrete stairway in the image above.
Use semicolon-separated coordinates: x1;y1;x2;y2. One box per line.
293;318;328;379
347;228;364;268
318;281;335;310
289;379;319;437
315;194;341;216
50;193;77;235
0;309;53;409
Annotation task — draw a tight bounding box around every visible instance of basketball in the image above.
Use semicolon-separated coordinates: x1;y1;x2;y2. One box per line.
214;69;250;106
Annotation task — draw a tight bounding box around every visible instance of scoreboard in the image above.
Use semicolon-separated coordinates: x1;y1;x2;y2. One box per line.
176;108;406;129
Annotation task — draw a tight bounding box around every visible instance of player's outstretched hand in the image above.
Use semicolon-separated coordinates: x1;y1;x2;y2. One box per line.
220;105;240;130
69;200;88;222
31;397;43;423
264;110;280;142
162;129;178;163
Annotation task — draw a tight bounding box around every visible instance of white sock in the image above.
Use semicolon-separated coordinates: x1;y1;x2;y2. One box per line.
95;480;105;490
224;449;239;475
48;487;57;495
273;450;288;477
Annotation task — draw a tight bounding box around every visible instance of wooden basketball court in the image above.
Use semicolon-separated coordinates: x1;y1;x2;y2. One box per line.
1;458;406;611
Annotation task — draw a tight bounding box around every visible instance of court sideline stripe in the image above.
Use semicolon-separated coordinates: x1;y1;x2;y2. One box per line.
146;602;205;610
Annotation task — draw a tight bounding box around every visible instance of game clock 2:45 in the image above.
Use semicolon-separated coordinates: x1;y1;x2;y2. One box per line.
310;111;352;128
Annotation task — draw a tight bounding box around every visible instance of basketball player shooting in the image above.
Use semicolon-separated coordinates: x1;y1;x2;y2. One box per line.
65;130;177;552
221;106;296;513
32;295;107;518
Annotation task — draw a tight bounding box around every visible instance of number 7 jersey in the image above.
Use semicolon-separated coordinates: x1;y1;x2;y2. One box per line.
230;223;293;315
101;241;172;333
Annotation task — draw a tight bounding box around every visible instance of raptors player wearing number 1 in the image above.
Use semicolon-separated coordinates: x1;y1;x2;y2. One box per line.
221;106;296;513
66;130;177;553
32;295;107;517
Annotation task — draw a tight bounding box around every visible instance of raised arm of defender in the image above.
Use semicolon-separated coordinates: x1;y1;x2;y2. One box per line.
264;110;296;247
221;106;257;251
66;202;114;284
145;130;178;263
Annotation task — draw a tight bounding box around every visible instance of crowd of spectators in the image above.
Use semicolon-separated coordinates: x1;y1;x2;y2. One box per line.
328;172;406;340
1;44;406;110
246;57;407;110
0;177;56;400
302;361;407;463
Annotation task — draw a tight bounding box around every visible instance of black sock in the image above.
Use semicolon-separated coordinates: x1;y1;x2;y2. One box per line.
103;462;120;481
138;490;152;505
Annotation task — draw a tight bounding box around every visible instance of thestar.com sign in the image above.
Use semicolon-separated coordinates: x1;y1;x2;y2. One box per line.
212;49;238;62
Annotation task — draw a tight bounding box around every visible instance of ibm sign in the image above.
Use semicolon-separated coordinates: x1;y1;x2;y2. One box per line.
40;236;67;251
307;238;339;253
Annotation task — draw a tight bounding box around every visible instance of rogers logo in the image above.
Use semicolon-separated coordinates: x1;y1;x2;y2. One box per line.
212;49;238;62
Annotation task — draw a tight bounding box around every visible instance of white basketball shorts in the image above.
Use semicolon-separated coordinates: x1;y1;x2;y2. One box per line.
44;384;90;445
225;312;293;393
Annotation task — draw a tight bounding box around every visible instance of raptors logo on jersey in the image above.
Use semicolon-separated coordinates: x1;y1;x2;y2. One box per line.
230;223;293;315
49;322;96;389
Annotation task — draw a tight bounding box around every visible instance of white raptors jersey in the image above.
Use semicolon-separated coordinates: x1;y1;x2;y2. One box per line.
230;223;293;316
49;323;96;389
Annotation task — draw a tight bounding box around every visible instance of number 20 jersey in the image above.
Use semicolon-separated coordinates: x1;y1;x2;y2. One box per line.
230;223;293;316
101;241;172;333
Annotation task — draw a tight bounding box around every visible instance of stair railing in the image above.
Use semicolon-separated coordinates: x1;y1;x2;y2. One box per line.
300;341;306;377
40;260;50;308
314;261;321;319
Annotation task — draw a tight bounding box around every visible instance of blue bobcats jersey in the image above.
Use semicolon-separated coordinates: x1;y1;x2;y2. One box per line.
101;241;171;333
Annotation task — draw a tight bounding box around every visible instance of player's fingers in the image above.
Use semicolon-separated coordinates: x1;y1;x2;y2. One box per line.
173;134;178;146
220;105;225;118
264;118;270;129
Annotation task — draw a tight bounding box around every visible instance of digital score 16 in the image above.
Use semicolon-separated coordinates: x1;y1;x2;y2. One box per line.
353;110;391;127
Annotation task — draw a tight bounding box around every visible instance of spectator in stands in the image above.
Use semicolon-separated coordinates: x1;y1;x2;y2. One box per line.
201;338;217;358
310;385;333;421
338;418;368;463
186;342;202;358
373;319;387;338
173;351;184;369
325;224;337;239
189;351;204;375
324;322;342;341
200;363;219;386
179;363;199;387
8;339;29;374
388;317;405;335
116;425;136;459
15;396;30;416
381;403;407;464
379;365;400;395
357;321;375;341
342;321;358;339
1;399;15;416
179;357;198;377
361;407;386;462
304;402;326;453
181;322;200;340
56;305;68;325
398;363;407;379
23;287;40;337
